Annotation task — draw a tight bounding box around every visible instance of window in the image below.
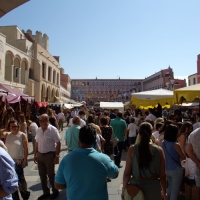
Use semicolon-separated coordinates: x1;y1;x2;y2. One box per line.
15;68;20;77
189;80;190;86
48;67;52;82
42;63;46;79
193;78;196;85
29;69;33;79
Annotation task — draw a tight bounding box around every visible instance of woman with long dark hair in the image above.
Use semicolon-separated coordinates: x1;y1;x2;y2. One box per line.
122;122;167;200
162;124;186;200
177;121;193;154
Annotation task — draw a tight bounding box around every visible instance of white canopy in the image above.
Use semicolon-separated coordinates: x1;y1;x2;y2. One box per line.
49;103;74;109
100;102;124;112
131;89;173;100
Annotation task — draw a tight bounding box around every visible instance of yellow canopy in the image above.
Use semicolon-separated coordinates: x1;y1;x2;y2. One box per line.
131;89;174;108
174;84;200;104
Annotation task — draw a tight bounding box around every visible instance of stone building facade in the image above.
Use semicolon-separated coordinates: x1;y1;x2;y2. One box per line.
71;78;143;105
188;73;197;86
0;26;64;102
60;72;71;103
0;26;34;96
143;66;186;91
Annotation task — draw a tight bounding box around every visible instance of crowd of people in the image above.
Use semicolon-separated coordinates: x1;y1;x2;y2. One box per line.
1;104;200;200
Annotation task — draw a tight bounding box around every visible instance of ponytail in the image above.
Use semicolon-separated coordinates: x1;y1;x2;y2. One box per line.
138;122;153;169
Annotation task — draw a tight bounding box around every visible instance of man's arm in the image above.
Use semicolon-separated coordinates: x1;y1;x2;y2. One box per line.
22;133;28;168
34;142;38;164
54;141;61;165
187;143;200;170
54;182;66;190
54;160;67;190
0;156;18;198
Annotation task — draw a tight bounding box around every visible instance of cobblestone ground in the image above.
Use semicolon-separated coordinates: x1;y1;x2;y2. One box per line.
23;124;125;200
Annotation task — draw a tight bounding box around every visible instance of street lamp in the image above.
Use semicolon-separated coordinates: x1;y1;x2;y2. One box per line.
166;78;175;90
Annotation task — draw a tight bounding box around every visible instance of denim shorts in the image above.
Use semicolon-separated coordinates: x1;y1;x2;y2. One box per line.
195;171;200;187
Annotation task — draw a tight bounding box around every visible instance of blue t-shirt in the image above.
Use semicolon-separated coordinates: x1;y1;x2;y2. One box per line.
55;148;119;200
64;125;80;150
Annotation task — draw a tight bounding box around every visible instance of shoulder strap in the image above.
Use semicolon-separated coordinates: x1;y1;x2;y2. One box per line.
163;142;181;167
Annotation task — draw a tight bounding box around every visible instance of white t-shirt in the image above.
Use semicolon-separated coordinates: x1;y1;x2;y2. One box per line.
184;157;196;180
145;114;156;121
35;124;61;153
57;112;65;120
188;127;200;160
68;118;86;127
153;131;160;140
29;122;38;136
96;134;103;152
128;123;138;137
193;122;200;131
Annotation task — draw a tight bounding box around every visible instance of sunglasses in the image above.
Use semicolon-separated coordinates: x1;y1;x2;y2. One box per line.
10;125;19;128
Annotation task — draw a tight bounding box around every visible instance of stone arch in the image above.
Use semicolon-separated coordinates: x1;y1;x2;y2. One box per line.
41;84;46;102
5;52;13;81
56;89;59;97
21;59;28;85
14;54;21;62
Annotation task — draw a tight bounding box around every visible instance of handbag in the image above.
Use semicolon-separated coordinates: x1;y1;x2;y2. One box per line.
111;127;119;148
124;146;145;200
112;137;119;147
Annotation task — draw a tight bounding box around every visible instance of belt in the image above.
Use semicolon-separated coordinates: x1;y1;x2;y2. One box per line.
131;176;159;181
38;151;55;155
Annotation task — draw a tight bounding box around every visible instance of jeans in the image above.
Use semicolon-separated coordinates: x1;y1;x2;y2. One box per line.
114;141;124;166
166;166;183;200
12;160;30;200
37;152;58;195
195;171;200;187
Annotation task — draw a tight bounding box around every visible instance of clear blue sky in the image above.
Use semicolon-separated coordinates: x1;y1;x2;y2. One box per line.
0;0;199;80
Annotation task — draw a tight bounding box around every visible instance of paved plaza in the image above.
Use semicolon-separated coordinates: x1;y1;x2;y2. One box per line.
24;124;125;200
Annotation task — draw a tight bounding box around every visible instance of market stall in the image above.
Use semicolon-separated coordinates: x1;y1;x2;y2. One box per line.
100;102;124;112
174;84;200;104
131;88;173;109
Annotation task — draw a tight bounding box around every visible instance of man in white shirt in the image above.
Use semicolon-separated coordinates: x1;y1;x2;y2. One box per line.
57;110;65;131
34;114;61;200
126;118;138;145
68;110;86;127
70;108;78;118
145;109;157;121
187;127;200;200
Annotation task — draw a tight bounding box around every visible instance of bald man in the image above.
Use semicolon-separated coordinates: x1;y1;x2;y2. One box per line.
34;114;61;200
64;116;81;152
